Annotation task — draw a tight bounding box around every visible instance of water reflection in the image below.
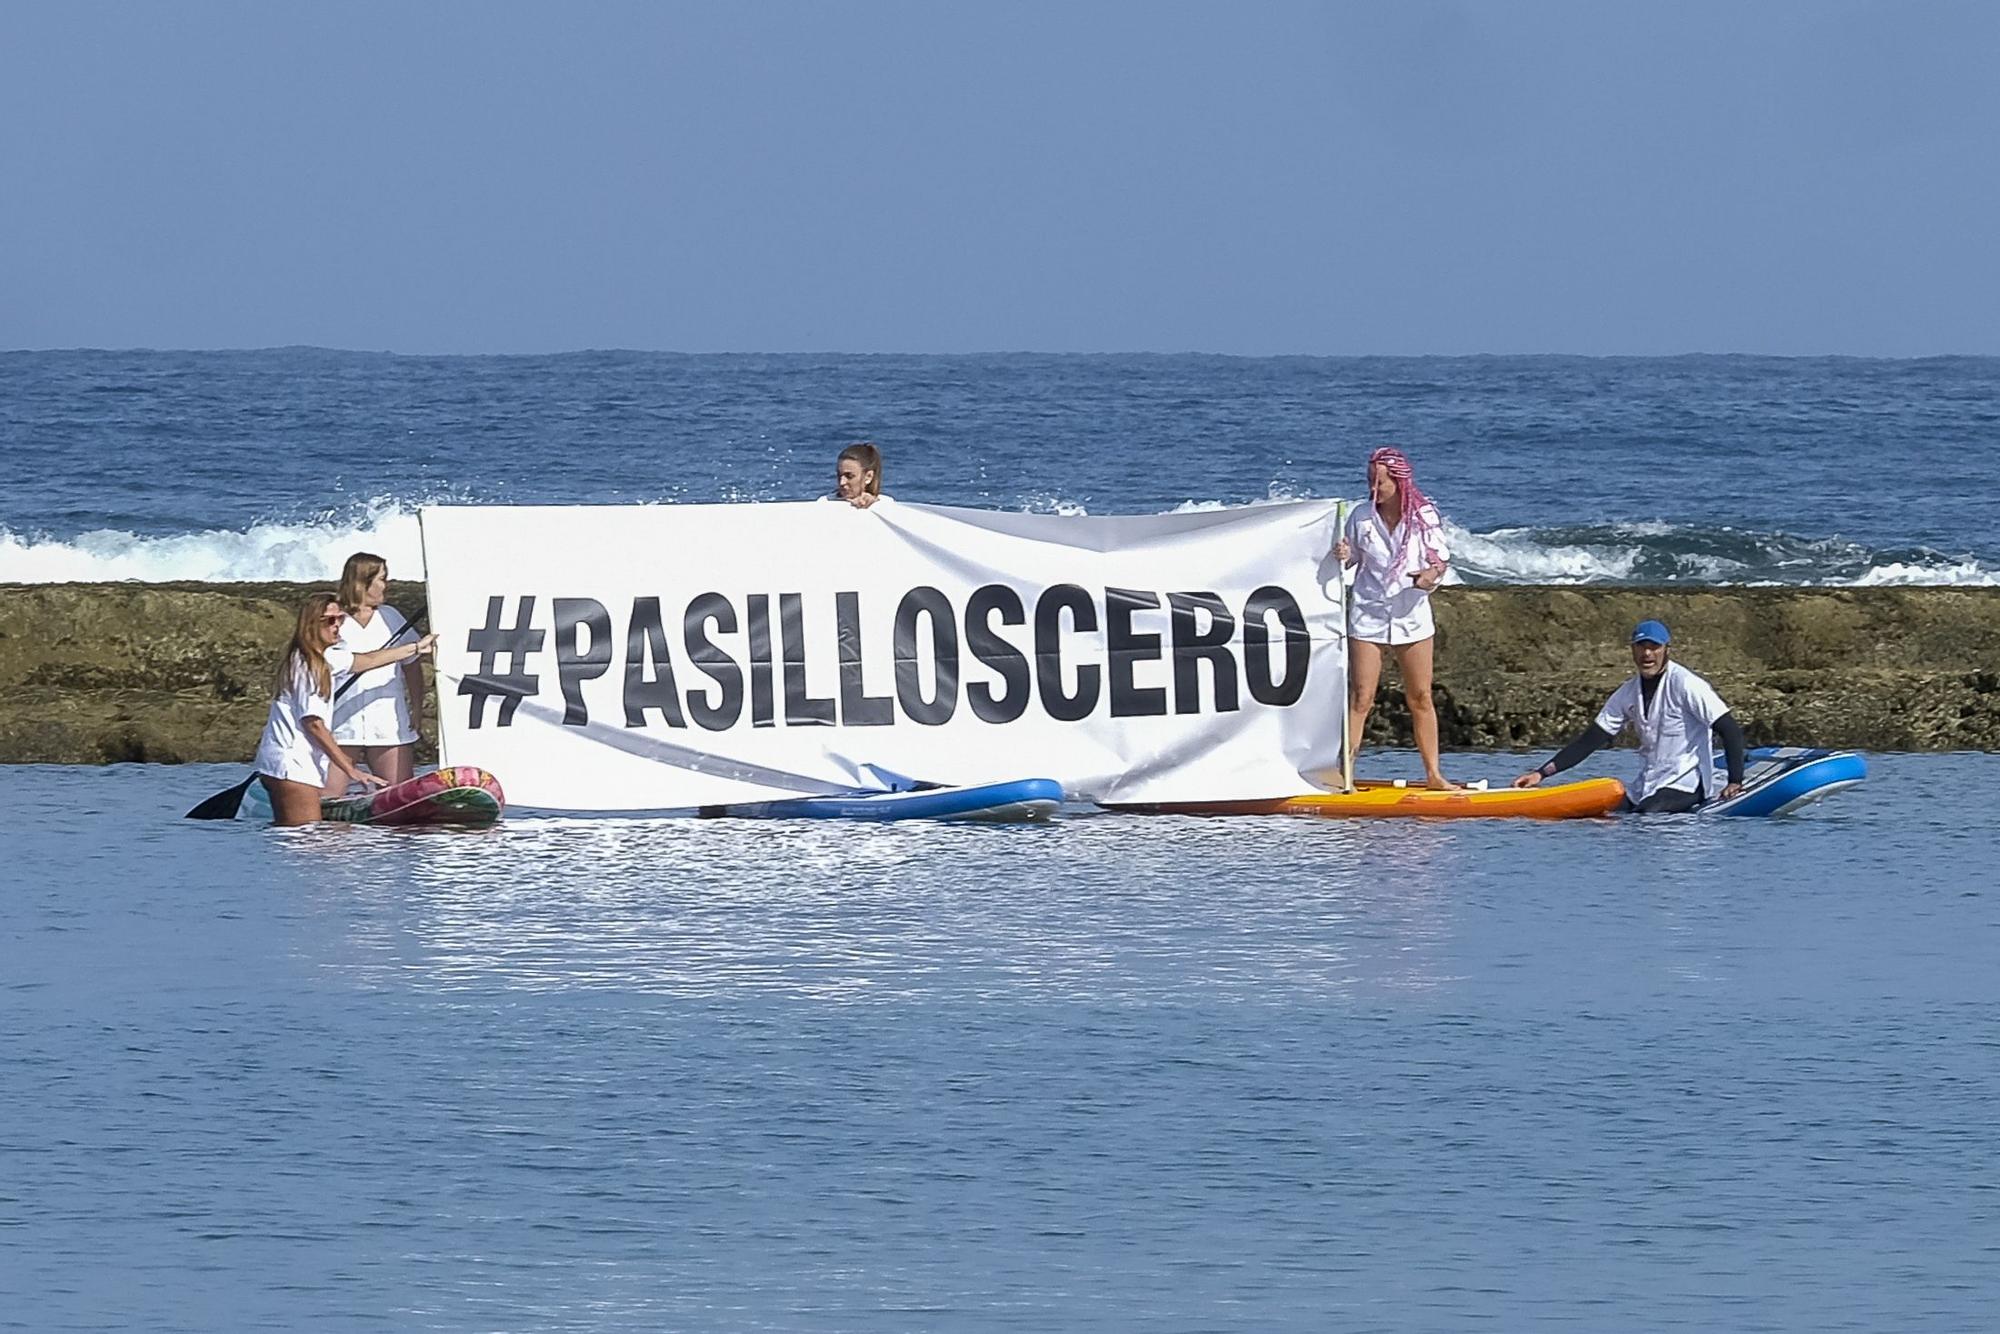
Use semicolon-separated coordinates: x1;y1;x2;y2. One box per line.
245;752;1943;1012
298;806;1508;1004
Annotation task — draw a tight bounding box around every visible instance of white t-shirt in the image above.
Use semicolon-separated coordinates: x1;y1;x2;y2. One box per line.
1593;660;1732;804
1343;500;1450;645
331;605;417;745
815;493;895;507
253;646;356;786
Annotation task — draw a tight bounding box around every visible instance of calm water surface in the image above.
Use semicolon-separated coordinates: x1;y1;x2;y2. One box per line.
6;753;1998;1331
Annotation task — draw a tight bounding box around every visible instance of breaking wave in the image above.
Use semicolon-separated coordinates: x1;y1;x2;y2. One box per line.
0;500;427;584
1;499;1993;587
1443;521;2000;587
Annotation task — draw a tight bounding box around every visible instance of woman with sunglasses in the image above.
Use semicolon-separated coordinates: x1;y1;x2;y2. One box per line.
322;552;423;796
254;591;437;826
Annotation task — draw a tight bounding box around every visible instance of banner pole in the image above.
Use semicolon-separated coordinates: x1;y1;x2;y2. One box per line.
1336;500;1354;794
419;508;446;770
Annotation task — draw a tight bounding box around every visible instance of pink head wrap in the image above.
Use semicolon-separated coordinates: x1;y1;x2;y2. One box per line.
1368;446;1444;567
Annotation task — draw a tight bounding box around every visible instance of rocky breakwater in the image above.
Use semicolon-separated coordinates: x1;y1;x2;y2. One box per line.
1409;586;2000;753
0;582;435;764
0;582;1996;764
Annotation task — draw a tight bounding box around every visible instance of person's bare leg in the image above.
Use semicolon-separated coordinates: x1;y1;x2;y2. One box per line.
361;744;413;786
1395;639;1458;789
320;765;351;799
261;775;324;827
1347;639;1385;771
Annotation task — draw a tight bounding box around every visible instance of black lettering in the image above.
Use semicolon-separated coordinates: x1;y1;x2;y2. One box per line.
682;593;743;731
552;598;611;727
1167;592;1239;715
893;586;959;725
1243;586;1310;706
835;591;893;726
746;593;775;727
779;592;835;726
1034;584;1101;722
623;596;687;728
1105;587;1168;717
964;584;1030;723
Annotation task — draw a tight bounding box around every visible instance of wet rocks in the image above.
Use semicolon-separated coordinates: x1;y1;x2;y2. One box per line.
1;581;1995;763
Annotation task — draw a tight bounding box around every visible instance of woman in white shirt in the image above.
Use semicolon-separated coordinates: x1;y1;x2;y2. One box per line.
322;552;425;796
255;592;436;826
1332;446;1459;790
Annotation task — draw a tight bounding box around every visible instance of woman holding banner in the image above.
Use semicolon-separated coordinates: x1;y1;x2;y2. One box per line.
256;592;436;826
830;442;889;508
1333;446;1459;791
322;552;425;795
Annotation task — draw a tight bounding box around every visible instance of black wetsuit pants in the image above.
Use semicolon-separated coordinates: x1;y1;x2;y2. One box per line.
1616;786;1705;815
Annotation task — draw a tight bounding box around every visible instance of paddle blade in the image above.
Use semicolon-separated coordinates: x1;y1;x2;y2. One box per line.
857;763;946;793
186;775;255;820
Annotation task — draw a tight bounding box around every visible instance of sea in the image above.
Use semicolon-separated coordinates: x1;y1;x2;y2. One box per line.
3;350;1998;585
5;351;1999;1331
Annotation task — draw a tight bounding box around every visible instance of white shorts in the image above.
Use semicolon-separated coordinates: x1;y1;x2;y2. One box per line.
256;736;334;788
254;749;331;787
1350;590;1436;646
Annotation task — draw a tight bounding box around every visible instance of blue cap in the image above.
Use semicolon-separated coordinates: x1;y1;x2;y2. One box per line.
1632;619;1671;646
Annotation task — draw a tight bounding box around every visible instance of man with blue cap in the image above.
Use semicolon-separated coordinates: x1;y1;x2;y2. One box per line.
1514;619;1746;813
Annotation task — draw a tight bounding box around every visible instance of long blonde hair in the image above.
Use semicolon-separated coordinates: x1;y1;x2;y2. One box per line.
838;442;883;497
336;552;387;614
276;592;341;700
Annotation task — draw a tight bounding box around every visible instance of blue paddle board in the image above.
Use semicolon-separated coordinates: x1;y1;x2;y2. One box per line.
1703;746;1866;817
700;777;1064;822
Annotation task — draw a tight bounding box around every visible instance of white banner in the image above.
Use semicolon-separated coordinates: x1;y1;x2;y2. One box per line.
420;500;1348;811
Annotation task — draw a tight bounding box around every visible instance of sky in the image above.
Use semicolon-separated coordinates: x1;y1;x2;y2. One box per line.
3;0;1996;356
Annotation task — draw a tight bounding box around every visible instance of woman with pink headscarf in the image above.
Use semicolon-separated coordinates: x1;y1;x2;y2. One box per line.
1332;446;1459;790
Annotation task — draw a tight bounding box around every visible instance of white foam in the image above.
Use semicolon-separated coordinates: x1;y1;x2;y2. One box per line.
1852;559;2000;587
1168;486;1318;515
3;495;1995;588
1442;523;1646;584
1014;494;1093;517
1432;519;2000;587
1034;483;1328;520
0;500;425;584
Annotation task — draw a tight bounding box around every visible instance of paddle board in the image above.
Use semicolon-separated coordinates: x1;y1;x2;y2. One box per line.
700;777;1063;822
1110;775;1627;820
1703;746;1866;817
238;766;506;826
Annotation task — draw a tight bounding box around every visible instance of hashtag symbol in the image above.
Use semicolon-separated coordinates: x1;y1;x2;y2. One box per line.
460;595;545;727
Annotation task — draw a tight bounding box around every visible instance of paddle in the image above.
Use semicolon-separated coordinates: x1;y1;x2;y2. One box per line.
1336;500;1355;794
185;611;429;820
427;661;949;805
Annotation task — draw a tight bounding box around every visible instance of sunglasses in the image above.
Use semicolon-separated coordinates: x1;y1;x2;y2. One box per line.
322;610;347;625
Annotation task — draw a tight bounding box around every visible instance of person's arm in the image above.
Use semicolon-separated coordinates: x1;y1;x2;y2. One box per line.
1515;723;1617;787
303;716;386;788
1411;506;1450;590
1712;711;1746;797
1332;510;1362;568
350;634;437;675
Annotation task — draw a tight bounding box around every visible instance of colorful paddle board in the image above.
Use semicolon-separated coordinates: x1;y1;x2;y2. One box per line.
1110;775;1626;820
238;766;506;826
699;777;1063;822
1703;747;1866;817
